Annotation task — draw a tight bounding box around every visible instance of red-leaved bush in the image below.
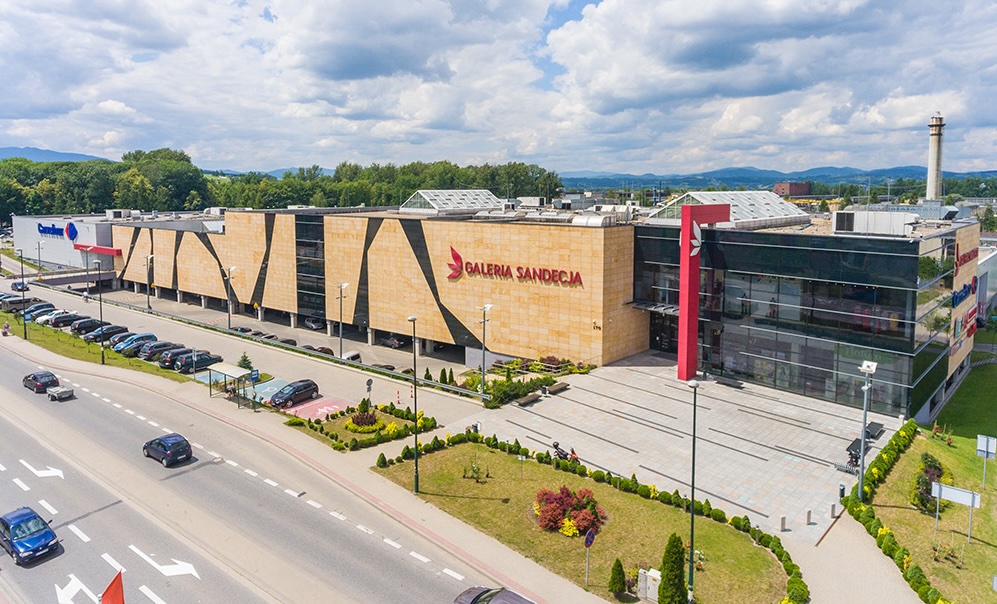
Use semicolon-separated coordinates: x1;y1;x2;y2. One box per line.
534;486;606;535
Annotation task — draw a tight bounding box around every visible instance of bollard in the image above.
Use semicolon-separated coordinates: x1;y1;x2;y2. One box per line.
780;516;787;532
839;483;845;499
806;509;812;525
830;503;837;518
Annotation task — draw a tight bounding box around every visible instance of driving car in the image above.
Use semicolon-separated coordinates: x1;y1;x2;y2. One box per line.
175;351;223;374
379;333;411;348
142;433;192;467
108;331;137;347
70;318;108;335
82;325;129;343
22;371;59;393
50;313;89;328
0;507;59;566
34;309;73;325
453;587;536;604
136;341;184;361
112;333;157;353
11;281;29;292
268;379;319;408
158;347;193;369
303;316;326;330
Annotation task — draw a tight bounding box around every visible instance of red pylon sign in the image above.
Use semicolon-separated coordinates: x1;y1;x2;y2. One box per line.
101;570;125;603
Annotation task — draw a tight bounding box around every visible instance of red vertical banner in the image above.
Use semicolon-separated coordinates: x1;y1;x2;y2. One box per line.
677;204;730;381
101;570;125;604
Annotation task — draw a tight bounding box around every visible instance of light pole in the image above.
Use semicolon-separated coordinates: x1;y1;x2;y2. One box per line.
225;266;236;330
337;283;349;358
858;361;878;503
408;315;419;494
479;303;492;400
94;260;105;365
687;378;700;604
16;248;26;339
36;241;43;272
145;255;154;309
83;247;92;294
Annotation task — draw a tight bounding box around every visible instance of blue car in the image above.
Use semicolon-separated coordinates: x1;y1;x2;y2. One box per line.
112;333;157;353
143;433;193;467
21;303;55;321
0;507;59;565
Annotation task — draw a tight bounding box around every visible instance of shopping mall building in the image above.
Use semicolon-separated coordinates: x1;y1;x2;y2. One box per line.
11;190;995;420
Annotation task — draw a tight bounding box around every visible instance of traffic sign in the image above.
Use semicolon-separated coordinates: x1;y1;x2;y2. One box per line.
250;369;259;382
584;528;596;548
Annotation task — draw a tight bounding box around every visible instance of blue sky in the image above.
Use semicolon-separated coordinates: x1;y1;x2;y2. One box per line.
1;0;994;175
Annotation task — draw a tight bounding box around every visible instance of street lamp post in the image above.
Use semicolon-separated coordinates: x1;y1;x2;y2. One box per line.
225;266;237;330
858;361;878;503
337;283;349;358
16;249;26;339
36;241;43;272
408;315;419;494
94;260;105;365
479;304;492;400
687;378;700;604
145;255;154;310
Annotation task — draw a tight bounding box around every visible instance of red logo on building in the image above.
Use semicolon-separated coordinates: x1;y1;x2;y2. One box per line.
446;247;583;285
954;243;979;277
447;247;463;279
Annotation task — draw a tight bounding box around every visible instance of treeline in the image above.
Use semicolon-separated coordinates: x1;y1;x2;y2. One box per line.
0;149;564;220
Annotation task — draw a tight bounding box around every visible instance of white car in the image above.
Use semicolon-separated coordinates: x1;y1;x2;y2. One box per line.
35;309;74;325
303;316;326;330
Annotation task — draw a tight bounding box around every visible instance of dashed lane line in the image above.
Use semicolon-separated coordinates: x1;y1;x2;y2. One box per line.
443;568;465;581
102;553;125;573
13;478;29;491
306;500;322;509
263;479;278;487
329;511;346;521
139;585;167;604
409;552;430;563
244;469;258;477
383;538;401;549
68;524;90;543
356;525;373;535
225;460;238;467
38;499;58;515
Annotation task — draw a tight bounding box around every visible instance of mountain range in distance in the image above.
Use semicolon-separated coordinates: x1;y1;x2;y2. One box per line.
2;146;995;190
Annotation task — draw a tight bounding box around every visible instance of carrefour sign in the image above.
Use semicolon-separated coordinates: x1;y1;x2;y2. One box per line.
37;222;78;241
952;276;978;309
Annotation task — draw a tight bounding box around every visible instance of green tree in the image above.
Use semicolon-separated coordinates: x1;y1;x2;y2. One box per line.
114;167;155;210
659;533;687;604
237;351;253;370
608;557;626;595
448;368;455;385
424;367;433;381
439;368;448;384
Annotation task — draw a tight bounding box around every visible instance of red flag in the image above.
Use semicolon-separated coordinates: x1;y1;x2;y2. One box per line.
100;570;124;604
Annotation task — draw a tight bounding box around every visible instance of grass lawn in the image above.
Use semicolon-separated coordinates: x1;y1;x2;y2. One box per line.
2;311;189;383
378;443;787;603
870;364;997;603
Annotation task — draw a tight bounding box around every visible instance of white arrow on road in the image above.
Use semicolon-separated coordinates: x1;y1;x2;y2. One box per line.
19;459;64;479
129;544;201;579
55;574;98;603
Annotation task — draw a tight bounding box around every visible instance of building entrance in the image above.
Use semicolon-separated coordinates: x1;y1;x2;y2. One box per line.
650;312;678;352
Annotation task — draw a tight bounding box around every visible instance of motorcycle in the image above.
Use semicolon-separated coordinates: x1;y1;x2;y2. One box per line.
552;442;580;463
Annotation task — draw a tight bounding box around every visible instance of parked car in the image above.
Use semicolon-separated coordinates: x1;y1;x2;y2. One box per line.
269;379;320;408
142;433;192;467
158;347;193;369
21;303;55;322
2;296;42;312
137;341;184;361
229;326;252;333
0;507;59;566
34;309;73;325
340;350;362;363
0;292;18;302
260;333;278;340
372;363;395;371
249;330;265;337
119;340;152;357
22;371;59;393
70;318;108;335
453;587;536;604
175;351;223;374
379;334;411;348
301;344;316;351
316;346;335;356
112;333;157;353
50;313;89;328
10;281;29;292
108;331;137;347
303;316;326;330
277;337;297;346
83;325;129;343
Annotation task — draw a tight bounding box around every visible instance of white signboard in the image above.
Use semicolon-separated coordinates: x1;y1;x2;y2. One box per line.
977;435;996;459
932;482;981;508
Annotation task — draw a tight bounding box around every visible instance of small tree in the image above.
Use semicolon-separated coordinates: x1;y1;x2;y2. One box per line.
608;557;626;595
659;533;687;604
424;367;433;381
448;368;455;385
439;368;448;384
237;351;253;370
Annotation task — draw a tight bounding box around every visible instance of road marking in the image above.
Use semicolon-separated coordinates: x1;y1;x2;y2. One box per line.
264;478;278;487
148;421;159;427
113;403;122;408
329;511;346;521
161;428;171;433
409;551;430;563
91;392;100;398
383;538;401;549
443;568;465;581
126;409;135;415
72;383;80;387
67;524;91;543
206;450;220;458
356;525;373;535
0;462;5;471
244;469;258;477
102;397;111;403
55;574;98;604
128;545;201;579
81;387;90;393
225;459;238;467
38;499;58;515
284;488;301;497
139;586;167;604
192;442;204;449
137;415;147;421
13;478;29;491
20;459;65;479
306;500;322;509
101;553;125;573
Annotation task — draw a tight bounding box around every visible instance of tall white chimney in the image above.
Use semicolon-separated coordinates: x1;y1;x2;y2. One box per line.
926;112;945;200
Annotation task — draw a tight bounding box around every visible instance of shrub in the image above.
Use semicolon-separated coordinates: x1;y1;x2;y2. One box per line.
591;470;606;483
608;558;626;595
786;577;809;604
375;453;388;468
657;490;673;505
345;416;386;433
284;417;306;426
709;508;727;523
534;486;606;536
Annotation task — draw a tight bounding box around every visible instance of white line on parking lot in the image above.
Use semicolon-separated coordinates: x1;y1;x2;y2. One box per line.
148;421;159;427
356;525;374;535
225;460;238;467
67;524;90;542
283;488;301;497
139;585;167;604
409;552;430;563
192;443;204;449
383;538;401;549
329;511;346;521
443;568;464;581
101;553;125;573
244;469;258;477
306;500;322;509
12;478;29;491
263;479;278;487
38;499;58;515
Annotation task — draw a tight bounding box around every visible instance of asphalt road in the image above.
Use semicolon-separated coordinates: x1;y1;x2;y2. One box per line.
0;347;490;603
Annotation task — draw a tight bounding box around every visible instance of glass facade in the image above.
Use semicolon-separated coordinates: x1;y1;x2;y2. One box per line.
633;224;968;417
295;216;325;317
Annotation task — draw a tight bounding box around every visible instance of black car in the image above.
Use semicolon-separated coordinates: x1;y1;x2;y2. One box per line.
70;318;108;335
119;340;151;357
269;379;319;408
175;351;223;374
83;325;129;342
158;347;193;369
230;326;252;333
50;313;89;328
11;281;29;292
453;587;536;604
22;371;59;393
107;332;137;347
277;338;297;346
379;334;411;348
137;341;184;361
143;433;192;467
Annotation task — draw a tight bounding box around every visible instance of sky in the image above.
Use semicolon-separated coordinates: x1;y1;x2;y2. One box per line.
1;0;996;175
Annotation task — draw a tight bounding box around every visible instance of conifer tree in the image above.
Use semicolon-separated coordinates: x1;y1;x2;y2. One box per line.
659;533;687;604
608;557;626;595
